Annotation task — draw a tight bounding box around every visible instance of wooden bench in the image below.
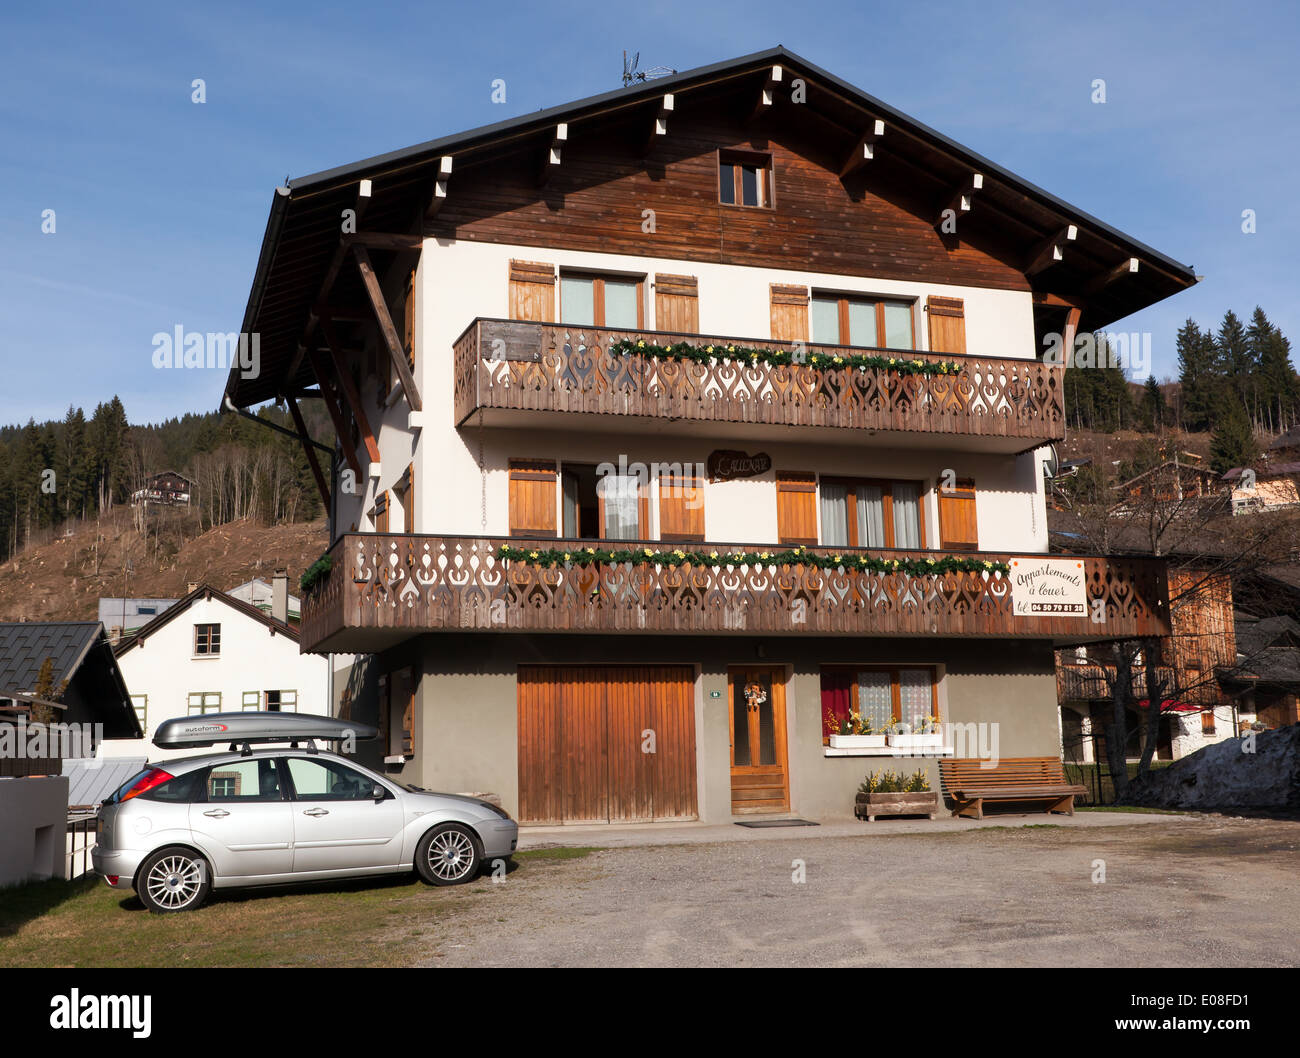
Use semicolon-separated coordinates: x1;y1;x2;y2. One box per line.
938;757;1087;820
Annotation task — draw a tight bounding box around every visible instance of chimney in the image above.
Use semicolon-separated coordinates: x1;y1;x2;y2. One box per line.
272;568;289;626
186;582;198;594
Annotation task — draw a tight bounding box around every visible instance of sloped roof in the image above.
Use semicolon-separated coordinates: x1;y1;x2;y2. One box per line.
63;756;148;809
0;622;103;692
223;45;1199;410
114;583;298;658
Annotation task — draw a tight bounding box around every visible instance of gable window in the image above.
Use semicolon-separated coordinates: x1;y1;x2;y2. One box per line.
187;692;221;715
819;478;924;549
821;666;938;740
811;294;915;350
194;623;221;656
560;272;643;329
719;150;772;208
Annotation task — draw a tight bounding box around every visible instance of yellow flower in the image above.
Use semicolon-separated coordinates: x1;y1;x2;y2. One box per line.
888;357;896;365
759;551;770;560
644;548;655;557
891;559;900;569
833;355;844;364
673;549;686;559
563;552;571;560
586;547;596;554
709;551;719;560
528;551;539;559
927;558;935;565
982;560;993;569
705;345;715;354
637;340;645;348
833;554;842;563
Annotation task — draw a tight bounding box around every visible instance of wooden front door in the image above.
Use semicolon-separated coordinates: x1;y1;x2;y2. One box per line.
728;667;789;814
517;665;698;824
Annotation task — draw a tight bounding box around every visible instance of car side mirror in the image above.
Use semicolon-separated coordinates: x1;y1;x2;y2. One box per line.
372;784;386;802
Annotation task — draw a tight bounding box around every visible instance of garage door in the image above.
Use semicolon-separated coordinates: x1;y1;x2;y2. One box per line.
517;666;697;824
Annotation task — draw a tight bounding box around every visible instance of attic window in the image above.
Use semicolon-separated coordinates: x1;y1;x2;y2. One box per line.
719;150;772;208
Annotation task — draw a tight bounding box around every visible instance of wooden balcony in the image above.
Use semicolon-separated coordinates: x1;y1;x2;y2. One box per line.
453;319;1064;452
300;534;1169;654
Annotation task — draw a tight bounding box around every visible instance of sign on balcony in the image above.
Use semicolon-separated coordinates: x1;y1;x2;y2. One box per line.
1010;558;1088;618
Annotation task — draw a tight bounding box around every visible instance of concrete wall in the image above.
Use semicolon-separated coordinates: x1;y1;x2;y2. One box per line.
0;776;68;885
383;634;1058;824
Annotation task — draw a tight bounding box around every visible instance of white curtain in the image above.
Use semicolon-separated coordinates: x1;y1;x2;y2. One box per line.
898;668;933;728
891;483;921;549
857;670;893;730
858;485;885;547
600;474;641;540
820;484;849;547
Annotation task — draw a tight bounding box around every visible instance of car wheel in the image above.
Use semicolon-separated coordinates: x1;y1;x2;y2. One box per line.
137;846;212;913
415;823;482;886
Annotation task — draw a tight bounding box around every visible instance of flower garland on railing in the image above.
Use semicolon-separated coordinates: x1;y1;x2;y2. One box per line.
607;338;961;378
496;543;1007;577
300;554;333;594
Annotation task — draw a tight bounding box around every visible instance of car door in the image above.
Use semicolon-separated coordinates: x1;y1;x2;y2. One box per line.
282;756;406;874
187;757;294;881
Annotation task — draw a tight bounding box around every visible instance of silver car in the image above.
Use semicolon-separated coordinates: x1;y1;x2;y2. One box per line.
93;738;518;913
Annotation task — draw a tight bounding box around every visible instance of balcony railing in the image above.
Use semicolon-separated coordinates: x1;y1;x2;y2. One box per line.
300;534;1169;653
453;319;1064;451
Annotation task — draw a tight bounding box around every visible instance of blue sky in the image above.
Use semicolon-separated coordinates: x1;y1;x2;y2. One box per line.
1;0;1296;426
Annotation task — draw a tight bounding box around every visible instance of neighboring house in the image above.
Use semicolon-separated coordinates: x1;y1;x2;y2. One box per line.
131;470;192;507
1110;459;1226;514
97;597;179;642
1220;612;1300;731
228;575;302;624
1223;463;1300;514
220;47;1195;823
0;623;140;885
105;575;329;761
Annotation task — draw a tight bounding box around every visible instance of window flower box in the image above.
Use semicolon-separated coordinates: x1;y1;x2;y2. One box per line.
828;734;888;750
854;791;939;822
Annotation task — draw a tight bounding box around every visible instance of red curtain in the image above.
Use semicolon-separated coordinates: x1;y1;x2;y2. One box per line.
821;671;852;737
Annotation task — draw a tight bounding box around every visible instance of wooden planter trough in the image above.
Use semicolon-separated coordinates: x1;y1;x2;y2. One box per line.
854;791;939;822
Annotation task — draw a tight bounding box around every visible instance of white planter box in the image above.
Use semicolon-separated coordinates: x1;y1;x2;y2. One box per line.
828;734;888;749
887;733;944;749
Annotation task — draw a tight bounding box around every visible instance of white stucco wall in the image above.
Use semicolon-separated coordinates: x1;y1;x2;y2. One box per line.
0;776;67;885
105;595;329;762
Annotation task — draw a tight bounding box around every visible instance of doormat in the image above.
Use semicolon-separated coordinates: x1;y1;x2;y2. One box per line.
734;818;819;828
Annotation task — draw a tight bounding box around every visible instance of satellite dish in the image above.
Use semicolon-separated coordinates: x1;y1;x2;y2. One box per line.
1042;444;1060;479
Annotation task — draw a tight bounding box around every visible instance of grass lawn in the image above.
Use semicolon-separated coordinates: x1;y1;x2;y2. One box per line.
0;848;597;968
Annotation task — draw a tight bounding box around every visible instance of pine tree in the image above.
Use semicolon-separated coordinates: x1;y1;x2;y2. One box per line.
1217;309;1252;418
1210;396;1258;474
1248;307;1299;433
1138;375;1167;432
1176;319;1220;432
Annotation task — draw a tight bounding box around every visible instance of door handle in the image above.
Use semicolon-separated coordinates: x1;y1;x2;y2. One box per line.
203;809;230;818
303;808;329;817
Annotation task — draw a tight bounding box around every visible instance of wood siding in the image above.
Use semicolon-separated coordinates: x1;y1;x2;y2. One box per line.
430;112;1030;292
454;319;1064;452
517;665;697;824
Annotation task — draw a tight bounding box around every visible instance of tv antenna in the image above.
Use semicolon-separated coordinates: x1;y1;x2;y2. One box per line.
623;50;676;86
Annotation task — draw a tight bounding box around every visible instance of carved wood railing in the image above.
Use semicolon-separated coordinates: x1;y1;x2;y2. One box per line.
300;534;1168;652
453;319;1064;447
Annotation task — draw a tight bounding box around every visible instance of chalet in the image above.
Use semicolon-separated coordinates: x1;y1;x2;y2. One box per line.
130;470;192;507
105;574;329;761
1224;463;1300;514
1111;458;1226;513
220;48;1195;823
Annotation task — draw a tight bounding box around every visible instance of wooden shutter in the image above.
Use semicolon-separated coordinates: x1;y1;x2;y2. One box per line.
509;260;556;322
395;464;415;533
403;269;416;370
770;284;809;342
654;274;699;333
776;471;818;545
396;667;416;758
508;459;557;536
658;468;704;541
927;296;966;354
938;478;978;551
374;490;389;533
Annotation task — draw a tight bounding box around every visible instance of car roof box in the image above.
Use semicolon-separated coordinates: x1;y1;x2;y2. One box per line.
153;712;378;749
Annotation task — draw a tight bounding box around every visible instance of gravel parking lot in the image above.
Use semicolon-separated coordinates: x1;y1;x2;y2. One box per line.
419;816;1300;967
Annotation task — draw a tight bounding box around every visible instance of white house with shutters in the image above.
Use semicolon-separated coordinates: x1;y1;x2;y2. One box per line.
104;579;330;761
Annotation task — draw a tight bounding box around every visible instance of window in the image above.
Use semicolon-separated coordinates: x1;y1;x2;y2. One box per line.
204;758;284;802
242;691;260;711
561;463;649;541
819;478;924;549
811;294;915;350
194;623;221;656
187;692;221;715
130;694;147;730
1201;709;1216;735
265;690;297;713
719;151;772;208
821;666;938;738
285;757;377;801
560;272;643;329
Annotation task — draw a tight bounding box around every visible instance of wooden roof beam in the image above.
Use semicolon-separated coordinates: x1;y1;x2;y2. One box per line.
748;65;783;121
319;314;381;470
538;124;567;186
1025;224;1078;276
839;119;885;178
1085;256;1141;294
286;396;330;511
644;94;674;155
935;172;984;229
306;348;362;479
424;156;453;219
352;244;423;413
